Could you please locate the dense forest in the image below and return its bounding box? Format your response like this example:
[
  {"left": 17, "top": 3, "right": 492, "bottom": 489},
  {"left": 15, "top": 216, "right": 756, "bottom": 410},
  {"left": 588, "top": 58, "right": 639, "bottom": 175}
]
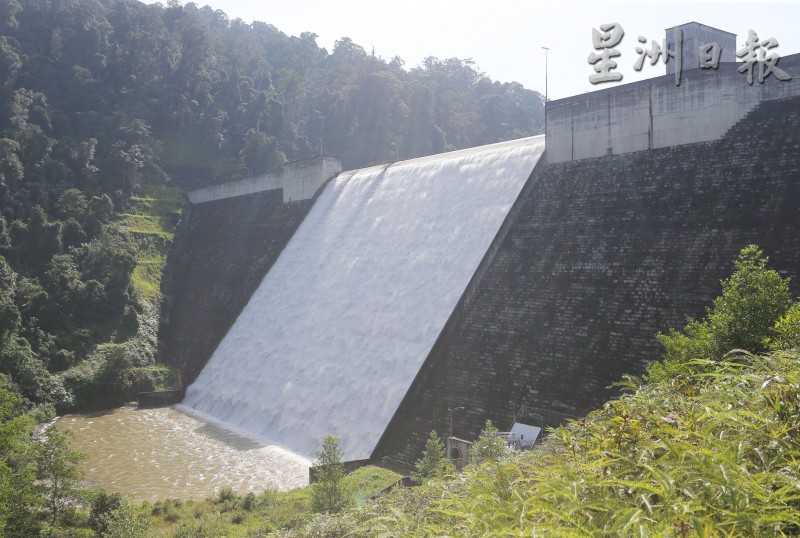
[{"left": 0, "top": 0, "right": 545, "bottom": 414}]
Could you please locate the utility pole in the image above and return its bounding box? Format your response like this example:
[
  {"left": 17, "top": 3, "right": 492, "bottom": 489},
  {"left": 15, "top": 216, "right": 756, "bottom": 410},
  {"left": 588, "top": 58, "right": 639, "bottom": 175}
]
[
  {"left": 541, "top": 46, "right": 549, "bottom": 102},
  {"left": 541, "top": 46, "right": 549, "bottom": 133}
]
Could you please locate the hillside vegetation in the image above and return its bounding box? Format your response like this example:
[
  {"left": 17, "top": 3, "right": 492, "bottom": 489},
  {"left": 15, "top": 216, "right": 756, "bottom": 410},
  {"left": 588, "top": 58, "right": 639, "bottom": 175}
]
[
  {"left": 0, "top": 0, "right": 544, "bottom": 413},
  {"left": 279, "top": 246, "right": 800, "bottom": 537}
]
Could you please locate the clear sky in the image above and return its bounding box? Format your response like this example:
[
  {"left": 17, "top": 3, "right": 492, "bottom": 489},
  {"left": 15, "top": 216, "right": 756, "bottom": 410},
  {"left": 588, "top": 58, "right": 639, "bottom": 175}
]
[{"left": 157, "top": 0, "right": 800, "bottom": 100}]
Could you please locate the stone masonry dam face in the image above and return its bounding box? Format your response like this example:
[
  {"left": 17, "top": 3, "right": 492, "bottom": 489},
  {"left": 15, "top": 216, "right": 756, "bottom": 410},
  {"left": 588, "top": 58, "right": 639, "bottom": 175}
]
[
  {"left": 164, "top": 59, "right": 800, "bottom": 464},
  {"left": 372, "top": 94, "right": 800, "bottom": 464},
  {"left": 179, "top": 137, "right": 546, "bottom": 460}
]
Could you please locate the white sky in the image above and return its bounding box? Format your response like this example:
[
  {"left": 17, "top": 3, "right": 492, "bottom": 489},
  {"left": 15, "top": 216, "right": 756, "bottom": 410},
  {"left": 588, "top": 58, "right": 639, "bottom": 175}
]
[{"left": 159, "top": 0, "right": 800, "bottom": 100}]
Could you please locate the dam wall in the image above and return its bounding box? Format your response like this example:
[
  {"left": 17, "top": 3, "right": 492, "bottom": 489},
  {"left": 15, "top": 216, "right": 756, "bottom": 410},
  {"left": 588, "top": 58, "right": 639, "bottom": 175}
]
[
  {"left": 373, "top": 94, "right": 800, "bottom": 463},
  {"left": 546, "top": 54, "right": 800, "bottom": 163},
  {"left": 165, "top": 53, "right": 800, "bottom": 464},
  {"left": 159, "top": 158, "right": 340, "bottom": 381},
  {"left": 180, "top": 137, "right": 546, "bottom": 460}
]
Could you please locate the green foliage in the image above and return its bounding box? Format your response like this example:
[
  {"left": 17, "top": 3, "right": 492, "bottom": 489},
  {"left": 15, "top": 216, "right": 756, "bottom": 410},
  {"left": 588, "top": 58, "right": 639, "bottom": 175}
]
[
  {"left": 241, "top": 492, "right": 256, "bottom": 511},
  {"left": 56, "top": 189, "right": 88, "bottom": 221},
  {"left": 468, "top": 419, "right": 507, "bottom": 466},
  {"left": 0, "top": 337, "right": 72, "bottom": 408},
  {"left": 411, "top": 430, "right": 454, "bottom": 484},
  {"left": 89, "top": 490, "right": 123, "bottom": 535},
  {"left": 139, "top": 466, "right": 399, "bottom": 536},
  {"left": 0, "top": 381, "right": 40, "bottom": 538},
  {"left": 768, "top": 301, "right": 800, "bottom": 351},
  {"left": 311, "top": 435, "right": 350, "bottom": 514},
  {"left": 711, "top": 245, "right": 791, "bottom": 352},
  {"left": 34, "top": 429, "right": 85, "bottom": 531},
  {"left": 62, "top": 338, "right": 166, "bottom": 409},
  {"left": 216, "top": 486, "right": 236, "bottom": 503},
  {"left": 98, "top": 499, "right": 150, "bottom": 538},
  {"left": 1, "top": 381, "right": 88, "bottom": 537},
  {"left": 651, "top": 245, "right": 791, "bottom": 380},
  {"left": 0, "top": 257, "right": 20, "bottom": 344}
]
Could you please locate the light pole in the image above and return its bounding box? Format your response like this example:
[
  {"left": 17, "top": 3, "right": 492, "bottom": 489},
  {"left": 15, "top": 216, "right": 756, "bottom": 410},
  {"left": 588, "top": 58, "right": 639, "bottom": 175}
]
[
  {"left": 541, "top": 46, "right": 549, "bottom": 103},
  {"left": 448, "top": 406, "right": 464, "bottom": 438},
  {"left": 315, "top": 111, "right": 325, "bottom": 156},
  {"left": 541, "top": 46, "right": 549, "bottom": 137}
]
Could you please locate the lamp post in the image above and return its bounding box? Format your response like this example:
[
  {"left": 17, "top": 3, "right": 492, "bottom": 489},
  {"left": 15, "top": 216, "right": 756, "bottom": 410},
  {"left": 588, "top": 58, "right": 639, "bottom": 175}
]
[
  {"left": 315, "top": 111, "right": 325, "bottom": 155},
  {"left": 448, "top": 406, "right": 464, "bottom": 438},
  {"left": 541, "top": 46, "right": 549, "bottom": 102}
]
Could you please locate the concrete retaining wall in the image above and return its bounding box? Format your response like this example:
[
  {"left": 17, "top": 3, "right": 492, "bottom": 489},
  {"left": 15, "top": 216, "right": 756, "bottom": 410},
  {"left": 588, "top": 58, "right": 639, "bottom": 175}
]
[
  {"left": 138, "top": 390, "right": 185, "bottom": 408},
  {"left": 546, "top": 54, "right": 800, "bottom": 163},
  {"left": 187, "top": 156, "right": 342, "bottom": 204}
]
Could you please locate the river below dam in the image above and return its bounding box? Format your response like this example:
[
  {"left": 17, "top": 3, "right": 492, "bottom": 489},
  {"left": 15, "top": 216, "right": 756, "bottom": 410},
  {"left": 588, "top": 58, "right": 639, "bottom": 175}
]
[{"left": 56, "top": 406, "right": 311, "bottom": 502}]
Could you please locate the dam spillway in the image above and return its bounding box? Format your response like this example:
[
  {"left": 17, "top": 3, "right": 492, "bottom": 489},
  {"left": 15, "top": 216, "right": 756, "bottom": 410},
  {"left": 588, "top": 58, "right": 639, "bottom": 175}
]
[{"left": 181, "top": 136, "right": 546, "bottom": 459}]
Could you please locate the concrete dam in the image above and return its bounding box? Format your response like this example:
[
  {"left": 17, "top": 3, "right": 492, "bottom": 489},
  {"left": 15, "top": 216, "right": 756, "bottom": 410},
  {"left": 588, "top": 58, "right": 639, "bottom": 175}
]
[{"left": 161, "top": 53, "right": 800, "bottom": 464}]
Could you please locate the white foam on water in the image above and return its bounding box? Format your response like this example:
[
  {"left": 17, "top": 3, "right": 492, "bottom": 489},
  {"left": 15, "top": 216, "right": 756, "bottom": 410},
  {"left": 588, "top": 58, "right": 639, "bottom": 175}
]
[{"left": 182, "top": 136, "right": 546, "bottom": 460}]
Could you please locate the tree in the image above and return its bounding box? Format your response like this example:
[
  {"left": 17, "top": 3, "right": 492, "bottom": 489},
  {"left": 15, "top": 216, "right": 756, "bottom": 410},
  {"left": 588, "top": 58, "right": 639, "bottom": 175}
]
[
  {"left": 0, "top": 339, "right": 72, "bottom": 408},
  {"left": 469, "top": 420, "right": 507, "bottom": 466},
  {"left": 651, "top": 245, "right": 791, "bottom": 380},
  {"left": 85, "top": 194, "right": 114, "bottom": 237},
  {"left": 90, "top": 490, "right": 123, "bottom": 535},
  {"left": 239, "top": 128, "right": 284, "bottom": 175},
  {"left": 0, "top": 381, "right": 40, "bottom": 538},
  {"left": 311, "top": 434, "right": 350, "bottom": 513},
  {"left": 412, "top": 430, "right": 454, "bottom": 484},
  {"left": 709, "top": 245, "right": 791, "bottom": 354},
  {"left": 56, "top": 189, "right": 88, "bottom": 222},
  {"left": 34, "top": 429, "right": 84, "bottom": 532},
  {"left": 0, "top": 257, "right": 19, "bottom": 344},
  {"left": 0, "top": 139, "right": 23, "bottom": 189}
]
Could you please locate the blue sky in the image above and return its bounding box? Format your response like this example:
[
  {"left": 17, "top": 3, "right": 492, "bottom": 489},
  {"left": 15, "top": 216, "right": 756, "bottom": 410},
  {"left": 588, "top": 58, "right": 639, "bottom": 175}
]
[{"left": 154, "top": 1, "right": 800, "bottom": 100}]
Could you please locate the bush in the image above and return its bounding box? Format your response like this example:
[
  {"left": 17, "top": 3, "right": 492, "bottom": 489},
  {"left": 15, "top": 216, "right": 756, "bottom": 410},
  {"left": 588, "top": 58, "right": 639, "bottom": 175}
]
[
  {"left": 0, "top": 338, "right": 73, "bottom": 408},
  {"left": 311, "top": 435, "right": 350, "bottom": 514},
  {"left": 217, "top": 487, "right": 236, "bottom": 503},
  {"left": 242, "top": 492, "right": 256, "bottom": 511},
  {"left": 89, "top": 490, "right": 123, "bottom": 534},
  {"left": 98, "top": 499, "right": 149, "bottom": 538},
  {"left": 651, "top": 245, "right": 791, "bottom": 380},
  {"left": 468, "top": 420, "right": 507, "bottom": 466},
  {"left": 769, "top": 302, "right": 800, "bottom": 351}
]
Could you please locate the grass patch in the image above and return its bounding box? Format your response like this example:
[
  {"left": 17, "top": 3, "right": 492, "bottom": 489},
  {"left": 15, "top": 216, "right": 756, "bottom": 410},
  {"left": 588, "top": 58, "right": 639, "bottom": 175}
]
[
  {"left": 122, "top": 175, "right": 184, "bottom": 300},
  {"left": 121, "top": 214, "right": 174, "bottom": 237},
  {"left": 144, "top": 466, "right": 401, "bottom": 537},
  {"left": 131, "top": 259, "right": 166, "bottom": 300},
  {"left": 131, "top": 363, "right": 178, "bottom": 391}
]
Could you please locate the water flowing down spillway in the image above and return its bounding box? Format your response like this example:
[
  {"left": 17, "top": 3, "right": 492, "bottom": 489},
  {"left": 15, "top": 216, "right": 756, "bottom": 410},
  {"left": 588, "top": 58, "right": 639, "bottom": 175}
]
[{"left": 181, "top": 136, "right": 546, "bottom": 460}]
